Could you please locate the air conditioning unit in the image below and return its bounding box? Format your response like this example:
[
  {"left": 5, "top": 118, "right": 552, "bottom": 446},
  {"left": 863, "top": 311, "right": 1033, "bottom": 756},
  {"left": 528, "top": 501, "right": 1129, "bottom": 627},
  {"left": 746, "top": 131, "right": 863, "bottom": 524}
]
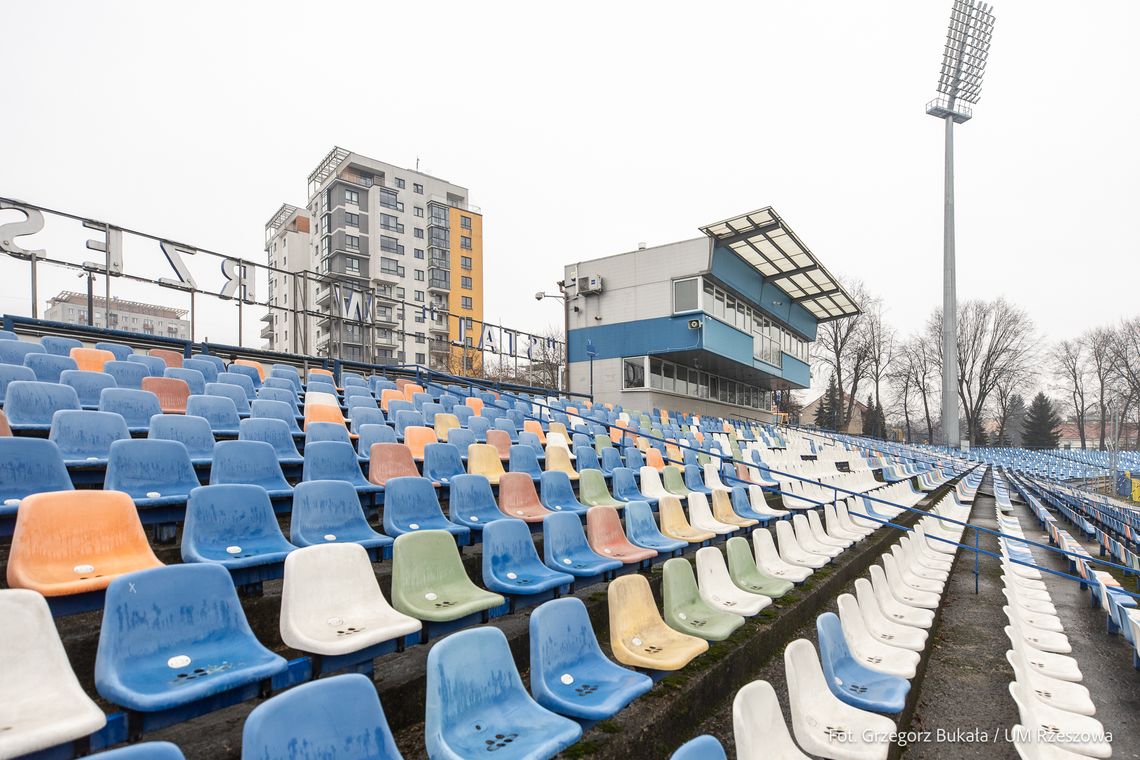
[{"left": 577, "top": 274, "right": 604, "bottom": 294}]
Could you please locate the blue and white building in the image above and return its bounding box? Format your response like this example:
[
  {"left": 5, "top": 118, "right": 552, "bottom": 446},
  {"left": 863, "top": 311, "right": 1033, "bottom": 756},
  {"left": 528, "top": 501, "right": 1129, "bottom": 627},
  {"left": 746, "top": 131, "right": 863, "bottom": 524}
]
[{"left": 563, "top": 207, "right": 859, "bottom": 422}]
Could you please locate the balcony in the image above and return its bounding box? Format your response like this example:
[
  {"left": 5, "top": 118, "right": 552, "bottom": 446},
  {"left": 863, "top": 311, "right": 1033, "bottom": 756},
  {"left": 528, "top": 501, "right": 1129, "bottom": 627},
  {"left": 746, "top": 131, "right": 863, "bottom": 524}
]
[
  {"left": 375, "top": 332, "right": 398, "bottom": 348},
  {"left": 374, "top": 310, "right": 398, "bottom": 326},
  {"left": 372, "top": 268, "right": 404, "bottom": 286},
  {"left": 259, "top": 323, "right": 273, "bottom": 340}
]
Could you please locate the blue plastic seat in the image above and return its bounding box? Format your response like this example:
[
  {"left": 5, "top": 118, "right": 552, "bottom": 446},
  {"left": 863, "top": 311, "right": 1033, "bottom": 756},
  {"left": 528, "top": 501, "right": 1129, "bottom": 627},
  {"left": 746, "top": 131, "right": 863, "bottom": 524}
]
[
  {"left": 423, "top": 442, "right": 465, "bottom": 486},
  {"left": 103, "top": 360, "right": 148, "bottom": 389},
  {"left": 344, "top": 387, "right": 376, "bottom": 405},
  {"left": 93, "top": 742, "right": 186, "bottom": 759},
  {"left": 182, "top": 483, "right": 295, "bottom": 576},
  {"left": 149, "top": 414, "right": 216, "bottom": 465},
  {"left": 543, "top": 511, "right": 622, "bottom": 579},
  {"left": 98, "top": 387, "right": 160, "bottom": 433},
  {"left": 573, "top": 446, "right": 603, "bottom": 474},
  {"left": 445, "top": 473, "right": 505, "bottom": 532},
  {"left": 467, "top": 416, "right": 491, "bottom": 443},
  {"left": 59, "top": 369, "right": 116, "bottom": 410},
  {"left": 410, "top": 391, "right": 432, "bottom": 412},
  {"left": 308, "top": 380, "right": 340, "bottom": 398},
  {"left": 260, "top": 377, "right": 297, "bottom": 395},
  {"left": 382, "top": 476, "right": 470, "bottom": 544},
  {"left": 94, "top": 341, "right": 133, "bottom": 361},
  {"left": 599, "top": 447, "right": 624, "bottom": 475},
  {"left": 426, "top": 626, "right": 581, "bottom": 758},
  {"left": 238, "top": 417, "right": 303, "bottom": 466},
  {"left": 348, "top": 406, "right": 386, "bottom": 429},
  {"left": 209, "top": 440, "right": 292, "bottom": 499},
  {"left": 530, "top": 597, "right": 652, "bottom": 720},
  {"left": 190, "top": 354, "right": 225, "bottom": 373},
  {"left": 518, "top": 431, "right": 546, "bottom": 461},
  {"left": 216, "top": 371, "right": 257, "bottom": 400},
  {"left": 24, "top": 353, "right": 77, "bottom": 384},
  {"left": 342, "top": 372, "right": 367, "bottom": 388},
  {"left": 684, "top": 464, "right": 711, "bottom": 495},
  {"left": 393, "top": 409, "right": 425, "bottom": 440},
  {"left": 306, "top": 420, "right": 352, "bottom": 447},
  {"left": 0, "top": 363, "right": 36, "bottom": 406},
  {"left": 6, "top": 380, "right": 81, "bottom": 432},
  {"left": 227, "top": 364, "right": 262, "bottom": 390},
  {"left": 241, "top": 673, "right": 402, "bottom": 760},
  {"left": 269, "top": 366, "right": 302, "bottom": 393},
  {"left": 446, "top": 427, "right": 475, "bottom": 458},
  {"left": 612, "top": 467, "right": 657, "bottom": 507},
  {"left": 125, "top": 354, "right": 166, "bottom": 377},
  {"left": 302, "top": 441, "right": 382, "bottom": 497},
  {"left": 49, "top": 409, "right": 130, "bottom": 465},
  {"left": 164, "top": 367, "right": 206, "bottom": 395},
  {"left": 0, "top": 438, "right": 74, "bottom": 519},
  {"left": 95, "top": 564, "right": 288, "bottom": 712},
  {"left": 250, "top": 398, "right": 302, "bottom": 433},
  {"left": 0, "top": 340, "right": 45, "bottom": 366},
  {"left": 181, "top": 358, "right": 219, "bottom": 384},
  {"left": 421, "top": 401, "right": 443, "bottom": 426},
  {"left": 290, "top": 479, "right": 394, "bottom": 558},
  {"left": 509, "top": 444, "right": 543, "bottom": 481},
  {"left": 39, "top": 335, "right": 80, "bottom": 356},
  {"left": 671, "top": 735, "right": 727, "bottom": 759},
  {"left": 816, "top": 611, "right": 909, "bottom": 713},
  {"left": 483, "top": 518, "right": 573, "bottom": 604},
  {"left": 452, "top": 405, "right": 474, "bottom": 427},
  {"left": 730, "top": 486, "right": 771, "bottom": 524},
  {"left": 539, "top": 470, "right": 590, "bottom": 515},
  {"left": 356, "top": 423, "right": 398, "bottom": 461},
  {"left": 185, "top": 394, "right": 242, "bottom": 436},
  {"left": 494, "top": 419, "right": 520, "bottom": 443},
  {"left": 205, "top": 381, "right": 251, "bottom": 416},
  {"left": 0, "top": 329, "right": 14, "bottom": 340},
  {"left": 104, "top": 439, "right": 201, "bottom": 508}
]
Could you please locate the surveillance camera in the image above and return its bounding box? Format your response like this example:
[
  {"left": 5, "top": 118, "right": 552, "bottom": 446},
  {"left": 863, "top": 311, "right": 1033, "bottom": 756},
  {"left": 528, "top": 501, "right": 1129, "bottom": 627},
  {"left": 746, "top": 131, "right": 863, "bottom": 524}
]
[{"left": 534, "top": 292, "right": 544, "bottom": 301}]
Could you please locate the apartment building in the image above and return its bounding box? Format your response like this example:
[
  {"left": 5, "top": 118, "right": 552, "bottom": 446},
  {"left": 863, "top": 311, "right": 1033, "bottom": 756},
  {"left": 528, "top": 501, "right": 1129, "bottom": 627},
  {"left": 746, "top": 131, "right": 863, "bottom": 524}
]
[
  {"left": 263, "top": 147, "right": 484, "bottom": 370},
  {"left": 44, "top": 291, "right": 190, "bottom": 339}
]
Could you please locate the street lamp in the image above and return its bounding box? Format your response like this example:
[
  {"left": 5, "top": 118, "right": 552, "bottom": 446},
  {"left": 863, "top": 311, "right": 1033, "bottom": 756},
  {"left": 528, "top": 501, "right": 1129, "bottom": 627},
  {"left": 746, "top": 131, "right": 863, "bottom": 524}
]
[
  {"left": 536, "top": 289, "right": 568, "bottom": 392},
  {"left": 926, "top": 0, "right": 995, "bottom": 449}
]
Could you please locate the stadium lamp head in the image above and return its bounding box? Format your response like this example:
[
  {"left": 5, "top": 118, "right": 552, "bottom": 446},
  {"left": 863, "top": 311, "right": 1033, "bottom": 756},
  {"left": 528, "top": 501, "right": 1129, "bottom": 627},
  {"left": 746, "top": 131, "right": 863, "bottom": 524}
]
[{"left": 926, "top": 0, "right": 995, "bottom": 123}]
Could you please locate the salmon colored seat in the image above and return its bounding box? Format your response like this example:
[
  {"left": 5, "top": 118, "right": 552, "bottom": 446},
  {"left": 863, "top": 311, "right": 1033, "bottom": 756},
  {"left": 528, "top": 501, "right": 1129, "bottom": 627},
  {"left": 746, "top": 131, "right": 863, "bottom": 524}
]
[
  {"left": 7, "top": 490, "right": 163, "bottom": 597},
  {"left": 465, "top": 397, "right": 484, "bottom": 415},
  {"left": 485, "top": 429, "right": 512, "bottom": 461},
  {"left": 140, "top": 377, "right": 190, "bottom": 414},
  {"left": 522, "top": 420, "right": 546, "bottom": 444},
  {"left": 645, "top": 448, "right": 666, "bottom": 471},
  {"left": 434, "top": 413, "right": 460, "bottom": 442},
  {"left": 233, "top": 359, "right": 265, "bottom": 381},
  {"left": 403, "top": 426, "right": 438, "bottom": 460},
  {"left": 467, "top": 443, "right": 507, "bottom": 486},
  {"left": 608, "top": 573, "right": 707, "bottom": 671},
  {"left": 368, "top": 443, "right": 428, "bottom": 486},
  {"left": 70, "top": 347, "right": 115, "bottom": 373},
  {"left": 659, "top": 495, "right": 716, "bottom": 544},
  {"left": 402, "top": 384, "right": 425, "bottom": 402},
  {"left": 586, "top": 506, "right": 657, "bottom": 565},
  {"left": 544, "top": 446, "right": 579, "bottom": 481},
  {"left": 149, "top": 349, "right": 183, "bottom": 369},
  {"left": 304, "top": 403, "right": 353, "bottom": 436},
  {"left": 380, "top": 389, "right": 404, "bottom": 412},
  {"left": 0, "top": 409, "right": 11, "bottom": 437},
  {"left": 497, "top": 472, "right": 554, "bottom": 523},
  {"left": 394, "top": 378, "right": 411, "bottom": 391}
]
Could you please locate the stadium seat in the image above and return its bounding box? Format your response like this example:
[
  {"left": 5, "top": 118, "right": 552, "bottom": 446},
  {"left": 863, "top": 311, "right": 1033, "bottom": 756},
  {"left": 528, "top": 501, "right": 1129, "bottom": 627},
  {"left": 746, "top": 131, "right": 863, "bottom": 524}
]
[
  {"left": 817, "top": 611, "right": 909, "bottom": 713},
  {"left": 751, "top": 527, "right": 812, "bottom": 583},
  {"left": 498, "top": 471, "right": 554, "bottom": 523},
  {"left": 0, "top": 363, "right": 36, "bottom": 406},
  {"left": 382, "top": 476, "right": 470, "bottom": 544},
  {"left": 710, "top": 488, "right": 757, "bottom": 529},
  {"left": 0, "top": 438, "right": 74, "bottom": 521},
  {"left": 579, "top": 468, "right": 623, "bottom": 509},
  {"left": 543, "top": 510, "right": 622, "bottom": 582},
  {"left": 482, "top": 518, "right": 573, "bottom": 606},
  {"left": 347, "top": 405, "right": 386, "bottom": 430},
  {"left": 1005, "top": 648, "right": 1096, "bottom": 717},
  {"left": 725, "top": 535, "right": 793, "bottom": 598},
  {"left": 182, "top": 357, "right": 219, "bottom": 384},
  {"left": 657, "top": 495, "right": 715, "bottom": 545},
  {"left": 241, "top": 673, "right": 403, "bottom": 760},
  {"left": 671, "top": 736, "right": 727, "bottom": 760},
  {"left": 402, "top": 425, "right": 437, "bottom": 460},
  {"left": 290, "top": 479, "right": 393, "bottom": 558},
  {"left": 6, "top": 380, "right": 81, "bottom": 431},
  {"left": 608, "top": 573, "right": 708, "bottom": 670},
  {"left": 0, "top": 589, "right": 107, "bottom": 758},
  {"left": 7, "top": 490, "right": 164, "bottom": 603},
  {"left": 0, "top": 329, "right": 15, "bottom": 339},
  {"left": 98, "top": 387, "right": 161, "bottom": 433},
  {"left": 539, "top": 470, "right": 590, "bottom": 515},
  {"left": 91, "top": 742, "right": 186, "bottom": 759},
  {"left": 508, "top": 443, "right": 544, "bottom": 480},
  {"left": 104, "top": 438, "right": 201, "bottom": 508},
  {"left": 623, "top": 500, "right": 687, "bottom": 556},
  {"left": 186, "top": 393, "right": 243, "bottom": 436},
  {"left": 433, "top": 412, "right": 460, "bottom": 442},
  {"left": 0, "top": 339, "right": 46, "bottom": 365},
  {"left": 164, "top": 367, "right": 206, "bottom": 396},
  {"left": 573, "top": 444, "right": 605, "bottom": 474},
  {"left": 611, "top": 466, "right": 656, "bottom": 507},
  {"left": 732, "top": 680, "right": 809, "bottom": 760},
  {"left": 59, "top": 369, "right": 116, "bottom": 410},
  {"left": 304, "top": 440, "right": 383, "bottom": 497},
  {"left": 425, "top": 626, "right": 582, "bottom": 758},
  {"left": 216, "top": 371, "right": 257, "bottom": 401},
  {"left": 126, "top": 353, "right": 167, "bottom": 376},
  {"left": 445, "top": 473, "right": 507, "bottom": 532},
  {"left": 95, "top": 341, "right": 133, "bottom": 361},
  {"left": 467, "top": 442, "right": 507, "bottom": 485},
  {"left": 774, "top": 520, "right": 830, "bottom": 569},
  {"left": 545, "top": 444, "right": 579, "bottom": 481},
  {"left": 587, "top": 505, "right": 657, "bottom": 566},
  {"left": 238, "top": 417, "right": 302, "bottom": 466},
  {"left": 70, "top": 347, "right": 116, "bottom": 372},
  {"left": 662, "top": 465, "right": 691, "bottom": 497},
  {"left": 39, "top": 335, "right": 81, "bottom": 356},
  {"left": 182, "top": 484, "right": 295, "bottom": 580},
  {"left": 446, "top": 426, "right": 475, "bottom": 458},
  {"left": 868, "top": 566, "right": 934, "bottom": 629},
  {"left": 390, "top": 530, "right": 505, "bottom": 627},
  {"left": 784, "top": 638, "right": 895, "bottom": 760},
  {"left": 231, "top": 359, "right": 264, "bottom": 382},
  {"left": 149, "top": 348, "right": 184, "bottom": 369},
  {"left": 662, "top": 557, "right": 744, "bottom": 640},
  {"left": 25, "top": 352, "right": 77, "bottom": 383},
  {"left": 1008, "top": 680, "right": 1111, "bottom": 758},
  {"left": 208, "top": 440, "right": 292, "bottom": 499},
  {"left": 205, "top": 381, "right": 252, "bottom": 416},
  {"left": 421, "top": 442, "right": 464, "bottom": 486},
  {"left": 687, "top": 492, "right": 738, "bottom": 537},
  {"left": 49, "top": 408, "right": 130, "bottom": 465},
  {"left": 104, "top": 359, "right": 148, "bottom": 389},
  {"left": 249, "top": 398, "right": 302, "bottom": 434},
  {"left": 367, "top": 441, "right": 426, "bottom": 486},
  {"left": 695, "top": 546, "right": 770, "bottom": 616},
  {"left": 0, "top": 408, "right": 9, "bottom": 436},
  {"left": 142, "top": 376, "right": 190, "bottom": 414},
  {"left": 149, "top": 413, "right": 215, "bottom": 465},
  {"left": 95, "top": 563, "right": 288, "bottom": 712}
]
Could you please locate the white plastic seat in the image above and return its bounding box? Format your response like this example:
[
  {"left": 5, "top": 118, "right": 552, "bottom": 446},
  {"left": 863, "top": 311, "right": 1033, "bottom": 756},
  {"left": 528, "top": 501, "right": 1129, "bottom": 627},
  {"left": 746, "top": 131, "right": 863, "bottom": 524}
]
[
  {"left": 546, "top": 432, "right": 576, "bottom": 459},
  {"left": 775, "top": 520, "right": 830, "bottom": 569},
  {"left": 875, "top": 560, "right": 940, "bottom": 610},
  {"left": 280, "top": 543, "right": 422, "bottom": 656},
  {"left": 899, "top": 535, "right": 953, "bottom": 572},
  {"left": 1004, "top": 607, "right": 1071, "bottom": 654},
  {"left": 784, "top": 639, "right": 895, "bottom": 760},
  {"left": 751, "top": 528, "right": 812, "bottom": 583},
  {"left": 702, "top": 463, "right": 731, "bottom": 492},
  {"left": 807, "top": 510, "right": 852, "bottom": 549},
  {"left": 1008, "top": 681, "right": 1110, "bottom": 758},
  {"left": 1003, "top": 625, "right": 1082, "bottom": 683},
  {"left": 696, "top": 547, "right": 770, "bottom": 616},
  {"left": 837, "top": 593, "right": 920, "bottom": 678},
  {"left": 1001, "top": 595, "right": 1064, "bottom": 633},
  {"left": 0, "top": 589, "right": 107, "bottom": 758},
  {"left": 639, "top": 466, "right": 670, "bottom": 500},
  {"left": 1005, "top": 650, "right": 1095, "bottom": 716},
  {"left": 914, "top": 521, "right": 960, "bottom": 553},
  {"left": 748, "top": 485, "right": 789, "bottom": 519},
  {"left": 825, "top": 502, "right": 866, "bottom": 542},
  {"left": 883, "top": 553, "right": 942, "bottom": 597},
  {"left": 1001, "top": 584, "right": 1058, "bottom": 616},
  {"left": 687, "top": 492, "right": 737, "bottom": 536},
  {"left": 1001, "top": 575, "right": 1054, "bottom": 604},
  {"left": 890, "top": 545, "right": 947, "bottom": 584},
  {"left": 792, "top": 515, "right": 842, "bottom": 558},
  {"left": 733, "top": 680, "right": 810, "bottom": 760},
  {"left": 837, "top": 500, "right": 875, "bottom": 536},
  {"left": 851, "top": 582, "right": 927, "bottom": 651}
]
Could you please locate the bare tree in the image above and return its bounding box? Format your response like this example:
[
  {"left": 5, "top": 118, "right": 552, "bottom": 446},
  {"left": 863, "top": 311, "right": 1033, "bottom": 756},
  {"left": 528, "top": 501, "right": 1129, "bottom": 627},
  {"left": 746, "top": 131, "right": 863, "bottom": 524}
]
[
  {"left": 864, "top": 302, "right": 896, "bottom": 409},
  {"left": 887, "top": 356, "right": 916, "bottom": 443},
  {"left": 1052, "top": 338, "right": 1091, "bottom": 448},
  {"left": 813, "top": 278, "right": 871, "bottom": 430},
  {"left": 1087, "top": 327, "right": 1115, "bottom": 450}
]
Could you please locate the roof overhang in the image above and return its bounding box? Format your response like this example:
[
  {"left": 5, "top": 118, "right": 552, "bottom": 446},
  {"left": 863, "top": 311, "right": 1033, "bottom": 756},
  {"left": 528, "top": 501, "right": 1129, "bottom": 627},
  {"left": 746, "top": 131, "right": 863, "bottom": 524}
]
[{"left": 699, "top": 207, "right": 860, "bottom": 322}]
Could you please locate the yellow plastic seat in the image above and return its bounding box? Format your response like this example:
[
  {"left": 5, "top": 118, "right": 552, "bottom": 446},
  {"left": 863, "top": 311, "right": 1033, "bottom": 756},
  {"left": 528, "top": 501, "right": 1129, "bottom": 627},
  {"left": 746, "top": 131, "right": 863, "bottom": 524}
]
[
  {"left": 523, "top": 420, "right": 547, "bottom": 444},
  {"left": 608, "top": 573, "right": 707, "bottom": 670},
  {"left": 665, "top": 442, "right": 682, "bottom": 464},
  {"left": 711, "top": 489, "right": 758, "bottom": 528},
  {"left": 403, "top": 426, "right": 438, "bottom": 461},
  {"left": 545, "top": 445, "right": 579, "bottom": 481},
  {"left": 233, "top": 359, "right": 266, "bottom": 381},
  {"left": 467, "top": 443, "right": 507, "bottom": 485},
  {"left": 380, "top": 389, "right": 404, "bottom": 412},
  {"left": 70, "top": 347, "right": 115, "bottom": 373},
  {"left": 547, "top": 421, "right": 569, "bottom": 440},
  {"left": 434, "top": 413, "right": 460, "bottom": 442},
  {"left": 659, "top": 495, "right": 716, "bottom": 544}
]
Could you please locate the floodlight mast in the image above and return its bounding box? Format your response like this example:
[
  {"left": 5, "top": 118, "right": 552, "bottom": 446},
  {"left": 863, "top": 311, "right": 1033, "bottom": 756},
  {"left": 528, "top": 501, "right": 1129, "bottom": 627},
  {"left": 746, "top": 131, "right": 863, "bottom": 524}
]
[{"left": 926, "top": 0, "right": 995, "bottom": 449}]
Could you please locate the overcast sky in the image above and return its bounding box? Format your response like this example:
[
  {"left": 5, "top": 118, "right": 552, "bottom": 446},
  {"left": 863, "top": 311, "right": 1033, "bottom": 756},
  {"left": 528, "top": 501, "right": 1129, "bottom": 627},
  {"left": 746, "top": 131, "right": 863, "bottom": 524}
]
[{"left": 2, "top": 0, "right": 1137, "bottom": 351}]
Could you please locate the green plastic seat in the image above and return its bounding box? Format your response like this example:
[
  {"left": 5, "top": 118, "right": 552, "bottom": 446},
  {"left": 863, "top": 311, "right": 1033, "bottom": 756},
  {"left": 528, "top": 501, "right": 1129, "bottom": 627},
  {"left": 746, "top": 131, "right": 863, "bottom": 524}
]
[
  {"left": 593, "top": 433, "right": 613, "bottom": 454},
  {"left": 725, "top": 536, "right": 794, "bottom": 599},
  {"left": 661, "top": 465, "right": 691, "bottom": 497},
  {"left": 579, "top": 468, "right": 623, "bottom": 508},
  {"left": 662, "top": 557, "right": 744, "bottom": 641},
  {"left": 391, "top": 530, "right": 505, "bottom": 623}
]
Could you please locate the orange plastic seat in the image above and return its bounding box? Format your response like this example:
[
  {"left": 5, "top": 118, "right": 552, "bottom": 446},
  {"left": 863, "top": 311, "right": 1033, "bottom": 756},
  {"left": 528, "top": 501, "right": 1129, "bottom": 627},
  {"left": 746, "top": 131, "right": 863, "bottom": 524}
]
[
  {"left": 467, "top": 443, "right": 507, "bottom": 485},
  {"left": 485, "top": 429, "right": 512, "bottom": 461},
  {"left": 310, "top": 368, "right": 341, "bottom": 391},
  {"left": 665, "top": 442, "right": 682, "bottom": 464},
  {"left": 233, "top": 359, "right": 266, "bottom": 381},
  {"left": 141, "top": 377, "right": 190, "bottom": 414},
  {"left": 7, "top": 490, "right": 163, "bottom": 597},
  {"left": 402, "top": 384, "right": 425, "bottom": 402},
  {"left": 70, "top": 347, "right": 115, "bottom": 373},
  {"left": 609, "top": 425, "right": 625, "bottom": 444},
  {"left": 636, "top": 436, "right": 652, "bottom": 452},
  {"left": 645, "top": 448, "right": 666, "bottom": 471},
  {"left": 368, "top": 442, "right": 426, "bottom": 486},
  {"left": 403, "top": 426, "right": 438, "bottom": 460},
  {"left": 304, "top": 403, "right": 353, "bottom": 436},
  {"left": 380, "top": 389, "right": 404, "bottom": 412},
  {"left": 465, "top": 397, "right": 484, "bottom": 415},
  {"left": 497, "top": 472, "right": 554, "bottom": 523},
  {"left": 692, "top": 430, "right": 705, "bottom": 444},
  {"left": 544, "top": 445, "right": 579, "bottom": 481},
  {"left": 394, "top": 378, "right": 411, "bottom": 391},
  {"left": 522, "top": 420, "right": 547, "bottom": 444},
  {"left": 586, "top": 506, "right": 657, "bottom": 565},
  {"left": 149, "top": 348, "right": 182, "bottom": 369},
  {"left": 0, "top": 409, "right": 10, "bottom": 437},
  {"left": 565, "top": 406, "right": 578, "bottom": 417}
]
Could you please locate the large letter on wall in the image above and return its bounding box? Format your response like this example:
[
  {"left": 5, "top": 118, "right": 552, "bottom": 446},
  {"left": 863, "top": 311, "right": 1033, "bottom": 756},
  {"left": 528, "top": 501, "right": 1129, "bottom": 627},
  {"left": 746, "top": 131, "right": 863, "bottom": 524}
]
[
  {"left": 84, "top": 222, "right": 124, "bottom": 274},
  {"left": 220, "top": 258, "right": 256, "bottom": 303},
  {"left": 159, "top": 240, "right": 199, "bottom": 289},
  {"left": 0, "top": 202, "right": 45, "bottom": 259}
]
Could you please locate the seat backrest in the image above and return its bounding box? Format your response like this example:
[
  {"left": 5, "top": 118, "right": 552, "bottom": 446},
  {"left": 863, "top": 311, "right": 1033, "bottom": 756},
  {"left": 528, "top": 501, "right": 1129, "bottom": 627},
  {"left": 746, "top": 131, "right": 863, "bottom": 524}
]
[
  {"left": 0, "top": 340, "right": 45, "bottom": 366},
  {"left": 103, "top": 360, "right": 148, "bottom": 389},
  {"left": 126, "top": 353, "right": 167, "bottom": 377},
  {"left": 238, "top": 417, "right": 301, "bottom": 460},
  {"left": 446, "top": 427, "right": 475, "bottom": 453},
  {"left": 467, "top": 416, "right": 491, "bottom": 441},
  {"left": 149, "top": 348, "right": 184, "bottom": 369},
  {"left": 184, "top": 483, "right": 289, "bottom": 550},
  {"left": 0, "top": 364, "right": 36, "bottom": 402},
  {"left": 542, "top": 510, "right": 594, "bottom": 561},
  {"left": 368, "top": 442, "right": 419, "bottom": 485},
  {"left": 149, "top": 413, "right": 216, "bottom": 460},
  {"left": 304, "top": 402, "right": 348, "bottom": 431},
  {"left": 104, "top": 438, "right": 200, "bottom": 498},
  {"left": 671, "top": 736, "right": 727, "bottom": 760},
  {"left": 289, "top": 480, "right": 371, "bottom": 545},
  {"left": 214, "top": 372, "right": 256, "bottom": 401},
  {"left": 379, "top": 389, "right": 403, "bottom": 411},
  {"left": 485, "top": 429, "right": 512, "bottom": 459},
  {"left": 93, "top": 341, "right": 132, "bottom": 361},
  {"left": 250, "top": 398, "right": 300, "bottom": 432},
  {"left": 40, "top": 335, "right": 82, "bottom": 356},
  {"left": 49, "top": 409, "right": 130, "bottom": 461},
  {"left": 24, "top": 352, "right": 78, "bottom": 383},
  {"left": 306, "top": 420, "right": 352, "bottom": 446},
  {"left": 257, "top": 386, "right": 299, "bottom": 408},
  {"left": 467, "top": 443, "right": 506, "bottom": 477},
  {"left": 393, "top": 409, "right": 425, "bottom": 437},
  {"left": 302, "top": 441, "right": 366, "bottom": 485},
  {"left": 0, "top": 438, "right": 74, "bottom": 504},
  {"left": 403, "top": 426, "right": 437, "bottom": 459},
  {"left": 164, "top": 368, "right": 206, "bottom": 396},
  {"left": 391, "top": 529, "right": 476, "bottom": 609},
  {"left": 5, "top": 380, "right": 81, "bottom": 426},
  {"left": 356, "top": 423, "right": 397, "bottom": 455},
  {"left": 586, "top": 505, "right": 632, "bottom": 550},
  {"left": 232, "top": 359, "right": 265, "bottom": 381},
  {"left": 662, "top": 556, "right": 701, "bottom": 607},
  {"left": 59, "top": 369, "right": 117, "bottom": 408},
  {"left": 181, "top": 358, "right": 219, "bottom": 384},
  {"left": 383, "top": 475, "right": 448, "bottom": 526},
  {"left": 348, "top": 406, "right": 386, "bottom": 429},
  {"left": 141, "top": 377, "right": 191, "bottom": 414},
  {"left": 210, "top": 440, "right": 290, "bottom": 490},
  {"left": 186, "top": 393, "right": 241, "bottom": 431}
]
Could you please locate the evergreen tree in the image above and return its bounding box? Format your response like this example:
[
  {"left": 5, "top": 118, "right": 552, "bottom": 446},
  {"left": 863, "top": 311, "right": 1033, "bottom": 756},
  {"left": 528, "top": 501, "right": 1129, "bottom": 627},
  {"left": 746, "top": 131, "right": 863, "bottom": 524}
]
[
  {"left": 873, "top": 401, "right": 888, "bottom": 440},
  {"left": 815, "top": 377, "right": 839, "bottom": 430},
  {"left": 1006, "top": 394, "right": 1027, "bottom": 447},
  {"left": 861, "top": 393, "right": 877, "bottom": 437},
  {"left": 1023, "top": 392, "right": 1062, "bottom": 449}
]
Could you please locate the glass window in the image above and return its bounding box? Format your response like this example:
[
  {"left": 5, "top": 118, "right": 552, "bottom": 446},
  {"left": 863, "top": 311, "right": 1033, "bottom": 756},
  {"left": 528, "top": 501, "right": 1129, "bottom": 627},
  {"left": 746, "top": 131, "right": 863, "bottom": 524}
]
[
  {"left": 345, "top": 257, "right": 360, "bottom": 275},
  {"left": 414, "top": 228, "right": 425, "bottom": 239},
  {"left": 345, "top": 212, "right": 359, "bottom": 227},
  {"left": 714, "top": 290, "right": 725, "bottom": 320},
  {"left": 395, "top": 178, "right": 405, "bottom": 189},
  {"left": 623, "top": 357, "right": 646, "bottom": 389},
  {"left": 413, "top": 183, "right": 424, "bottom": 194},
  {"left": 414, "top": 206, "right": 424, "bottom": 217},
  {"left": 673, "top": 277, "right": 699, "bottom": 313},
  {"left": 461, "top": 276, "right": 472, "bottom": 289},
  {"left": 661, "top": 362, "right": 675, "bottom": 392},
  {"left": 650, "top": 358, "right": 663, "bottom": 389},
  {"left": 377, "top": 188, "right": 398, "bottom": 209},
  {"left": 461, "top": 216, "right": 472, "bottom": 229},
  {"left": 698, "top": 372, "right": 709, "bottom": 399},
  {"left": 461, "top": 296, "right": 473, "bottom": 309},
  {"left": 345, "top": 189, "right": 359, "bottom": 205},
  {"left": 414, "top": 248, "right": 424, "bottom": 259},
  {"left": 461, "top": 256, "right": 473, "bottom": 270}
]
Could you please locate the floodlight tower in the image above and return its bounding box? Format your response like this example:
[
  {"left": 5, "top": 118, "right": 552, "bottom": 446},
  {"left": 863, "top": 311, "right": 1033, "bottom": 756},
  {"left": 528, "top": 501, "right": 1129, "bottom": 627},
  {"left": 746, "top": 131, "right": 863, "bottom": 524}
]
[{"left": 927, "top": 0, "right": 995, "bottom": 449}]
